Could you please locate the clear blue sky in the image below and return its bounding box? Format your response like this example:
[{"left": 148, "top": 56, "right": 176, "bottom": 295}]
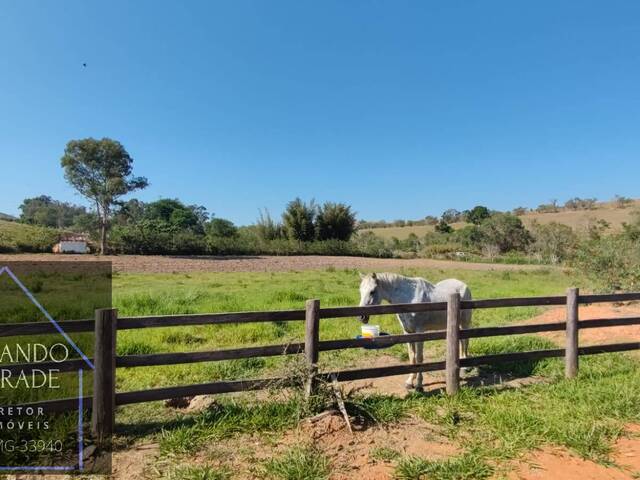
[{"left": 1, "top": 1, "right": 639, "bottom": 225}]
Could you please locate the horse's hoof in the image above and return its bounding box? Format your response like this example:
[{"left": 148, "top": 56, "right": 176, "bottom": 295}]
[
  {"left": 414, "top": 386, "right": 424, "bottom": 393},
  {"left": 405, "top": 382, "right": 414, "bottom": 390}
]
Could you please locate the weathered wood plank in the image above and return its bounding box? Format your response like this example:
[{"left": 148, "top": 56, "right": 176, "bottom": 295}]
[
  {"left": 305, "top": 299, "right": 321, "bottom": 398},
  {"left": 461, "top": 296, "right": 566, "bottom": 309},
  {"left": 319, "top": 301, "right": 447, "bottom": 318},
  {"left": 446, "top": 293, "right": 461, "bottom": 395},
  {"left": 323, "top": 360, "right": 446, "bottom": 382},
  {"left": 115, "top": 377, "right": 284, "bottom": 405},
  {"left": 116, "top": 343, "right": 304, "bottom": 368},
  {"left": 91, "top": 308, "right": 117, "bottom": 446},
  {"left": 565, "top": 288, "right": 579, "bottom": 378},
  {"left": 117, "top": 309, "right": 306, "bottom": 329},
  {"left": 0, "top": 319, "right": 94, "bottom": 337},
  {"left": 579, "top": 292, "right": 640, "bottom": 304}
]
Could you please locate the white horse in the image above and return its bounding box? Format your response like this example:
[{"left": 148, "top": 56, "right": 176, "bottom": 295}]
[{"left": 358, "top": 272, "right": 472, "bottom": 391}]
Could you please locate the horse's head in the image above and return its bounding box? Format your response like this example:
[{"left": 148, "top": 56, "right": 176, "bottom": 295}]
[{"left": 358, "top": 272, "right": 380, "bottom": 324}]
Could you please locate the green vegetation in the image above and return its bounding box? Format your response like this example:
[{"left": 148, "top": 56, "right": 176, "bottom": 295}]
[
  {"left": 395, "top": 453, "right": 493, "bottom": 480},
  {"left": 110, "top": 267, "right": 570, "bottom": 392},
  {"left": 165, "top": 465, "right": 232, "bottom": 480},
  {"left": 61, "top": 137, "right": 148, "bottom": 253},
  {"left": 0, "top": 219, "right": 60, "bottom": 253},
  {"left": 260, "top": 445, "right": 330, "bottom": 480}
]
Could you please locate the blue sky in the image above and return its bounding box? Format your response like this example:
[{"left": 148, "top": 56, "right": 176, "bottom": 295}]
[{"left": 1, "top": 1, "right": 639, "bottom": 225}]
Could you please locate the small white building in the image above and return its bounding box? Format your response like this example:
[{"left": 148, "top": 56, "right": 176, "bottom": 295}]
[{"left": 53, "top": 234, "right": 89, "bottom": 254}]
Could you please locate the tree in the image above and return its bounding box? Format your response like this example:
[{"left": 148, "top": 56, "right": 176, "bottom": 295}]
[
  {"left": 255, "top": 209, "right": 284, "bottom": 241},
  {"left": 61, "top": 138, "right": 148, "bottom": 253},
  {"left": 512, "top": 207, "right": 528, "bottom": 216},
  {"left": 465, "top": 205, "right": 491, "bottom": 225},
  {"left": 614, "top": 195, "right": 634, "bottom": 209},
  {"left": 530, "top": 221, "right": 577, "bottom": 264},
  {"left": 282, "top": 198, "right": 316, "bottom": 241},
  {"left": 207, "top": 218, "right": 238, "bottom": 238},
  {"left": 441, "top": 209, "right": 462, "bottom": 223},
  {"left": 144, "top": 198, "right": 207, "bottom": 233},
  {"left": 478, "top": 213, "right": 532, "bottom": 253},
  {"left": 19, "top": 195, "right": 87, "bottom": 228},
  {"left": 315, "top": 202, "right": 356, "bottom": 241},
  {"left": 435, "top": 218, "right": 453, "bottom": 234}
]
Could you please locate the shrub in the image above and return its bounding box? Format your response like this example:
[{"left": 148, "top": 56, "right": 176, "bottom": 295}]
[
  {"left": 435, "top": 219, "right": 453, "bottom": 233},
  {"left": 315, "top": 202, "right": 356, "bottom": 241},
  {"left": 478, "top": 213, "right": 532, "bottom": 253},
  {"left": 282, "top": 198, "right": 316, "bottom": 241},
  {"left": 529, "top": 221, "right": 577, "bottom": 264},
  {"left": 464, "top": 205, "right": 491, "bottom": 225},
  {"left": 572, "top": 235, "right": 640, "bottom": 292},
  {"left": 206, "top": 218, "right": 237, "bottom": 238}
]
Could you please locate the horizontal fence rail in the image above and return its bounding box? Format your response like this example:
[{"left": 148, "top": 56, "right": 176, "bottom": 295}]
[
  {"left": 3, "top": 292, "right": 640, "bottom": 338},
  {"left": 1, "top": 290, "right": 640, "bottom": 440}
]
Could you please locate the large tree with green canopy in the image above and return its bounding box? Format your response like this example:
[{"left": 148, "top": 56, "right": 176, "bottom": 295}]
[{"left": 61, "top": 138, "right": 148, "bottom": 254}]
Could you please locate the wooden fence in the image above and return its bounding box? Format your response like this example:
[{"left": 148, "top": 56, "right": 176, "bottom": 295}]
[{"left": 2, "top": 288, "right": 640, "bottom": 444}]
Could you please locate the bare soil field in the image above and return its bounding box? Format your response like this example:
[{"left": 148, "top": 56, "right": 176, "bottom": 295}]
[{"left": 0, "top": 253, "right": 551, "bottom": 273}]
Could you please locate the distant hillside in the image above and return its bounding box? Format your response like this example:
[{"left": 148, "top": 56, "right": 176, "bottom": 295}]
[
  {"left": 361, "top": 200, "right": 640, "bottom": 240},
  {"left": 0, "top": 212, "right": 17, "bottom": 221},
  {"left": 0, "top": 220, "right": 60, "bottom": 253}
]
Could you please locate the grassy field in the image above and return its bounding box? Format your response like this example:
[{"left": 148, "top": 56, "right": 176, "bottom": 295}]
[
  {"left": 361, "top": 201, "right": 640, "bottom": 240},
  {"left": 0, "top": 219, "right": 59, "bottom": 252},
  {"left": 110, "top": 266, "right": 571, "bottom": 396},
  {"left": 4, "top": 264, "right": 640, "bottom": 479}
]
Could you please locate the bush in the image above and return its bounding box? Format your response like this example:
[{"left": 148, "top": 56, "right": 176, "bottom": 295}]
[
  {"left": 529, "top": 221, "right": 577, "bottom": 264},
  {"left": 282, "top": 198, "right": 316, "bottom": 241},
  {"left": 315, "top": 202, "right": 356, "bottom": 241},
  {"left": 206, "top": 218, "right": 237, "bottom": 238},
  {"left": 572, "top": 235, "right": 640, "bottom": 292},
  {"left": 0, "top": 220, "right": 60, "bottom": 253},
  {"left": 478, "top": 213, "right": 532, "bottom": 253}
]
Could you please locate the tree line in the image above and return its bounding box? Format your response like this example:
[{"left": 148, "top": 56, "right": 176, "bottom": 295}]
[{"left": 15, "top": 137, "right": 359, "bottom": 256}]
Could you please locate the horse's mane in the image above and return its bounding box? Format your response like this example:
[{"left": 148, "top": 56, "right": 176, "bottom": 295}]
[
  {"left": 376, "top": 272, "right": 421, "bottom": 287},
  {"left": 375, "top": 272, "right": 403, "bottom": 284}
]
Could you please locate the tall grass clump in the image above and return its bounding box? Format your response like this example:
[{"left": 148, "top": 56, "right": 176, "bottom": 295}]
[
  {"left": 395, "top": 453, "right": 493, "bottom": 480},
  {"left": 260, "top": 445, "right": 330, "bottom": 480}
]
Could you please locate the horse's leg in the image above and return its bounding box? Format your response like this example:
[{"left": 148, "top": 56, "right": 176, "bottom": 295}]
[
  {"left": 460, "top": 310, "right": 472, "bottom": 376},
  {"left": 414, "top": 341, "right": 424, "bottom": 392},
  {"left": 405, "top": 342, "right": 416, "bottom": 389}
]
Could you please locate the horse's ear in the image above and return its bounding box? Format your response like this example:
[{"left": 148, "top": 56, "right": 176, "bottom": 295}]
[
  {"left": 371, "top": 272, "right": 377, "bottom": 279},
  {"left": 358, "top": 272, "right": 365, "bottom": 280}
]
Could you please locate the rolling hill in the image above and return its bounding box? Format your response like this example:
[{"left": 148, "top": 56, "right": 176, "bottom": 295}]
[
  {"left": 360, "top": 200, "right": 640, "bottom": 240},
  {"left": 0, "top": 219, "right": 60, "bottom": 253}
]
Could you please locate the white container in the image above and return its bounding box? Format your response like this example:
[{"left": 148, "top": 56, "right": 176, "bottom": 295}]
[{"left": 361, "top": 325, "right": 380, "bottom": 338}]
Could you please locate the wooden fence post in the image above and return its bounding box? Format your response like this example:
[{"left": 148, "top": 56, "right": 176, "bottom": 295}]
[
  {"left": 446, "top": 292, "right": 461, "bottom": 395},
  {"left": 304, "top": 299, "right": 320, "bottom": 398},
  {"left": 92, "top": 308, "right": 117, "bottom": 446},
  {"left": 565, "top": 288, "right": 579, "bottom": 379}
]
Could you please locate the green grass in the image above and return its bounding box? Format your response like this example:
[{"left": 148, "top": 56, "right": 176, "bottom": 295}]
[
  {"left": 165, "top": 465, "right": 232, "bottom": 480},
  {"left": 416, "top": 352, "right": 640, "bottom": 462},
  {"left": 157, "top": 397, "right": 302, "bottom": 455},
  {"left": 395, "top": 453, "right": 493, "bottom": 480},
  {"left": 110, "top": 267, "right": 571, "bottom": 395},
  {"left": 0, "top": 219, "right": 60, "bottom": 253},
  {"left": 260, "top": 445, "right": 330, "bottom": 480},
  {"left": 370, "top": 446, "right": 402, "bottom": 462}
]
